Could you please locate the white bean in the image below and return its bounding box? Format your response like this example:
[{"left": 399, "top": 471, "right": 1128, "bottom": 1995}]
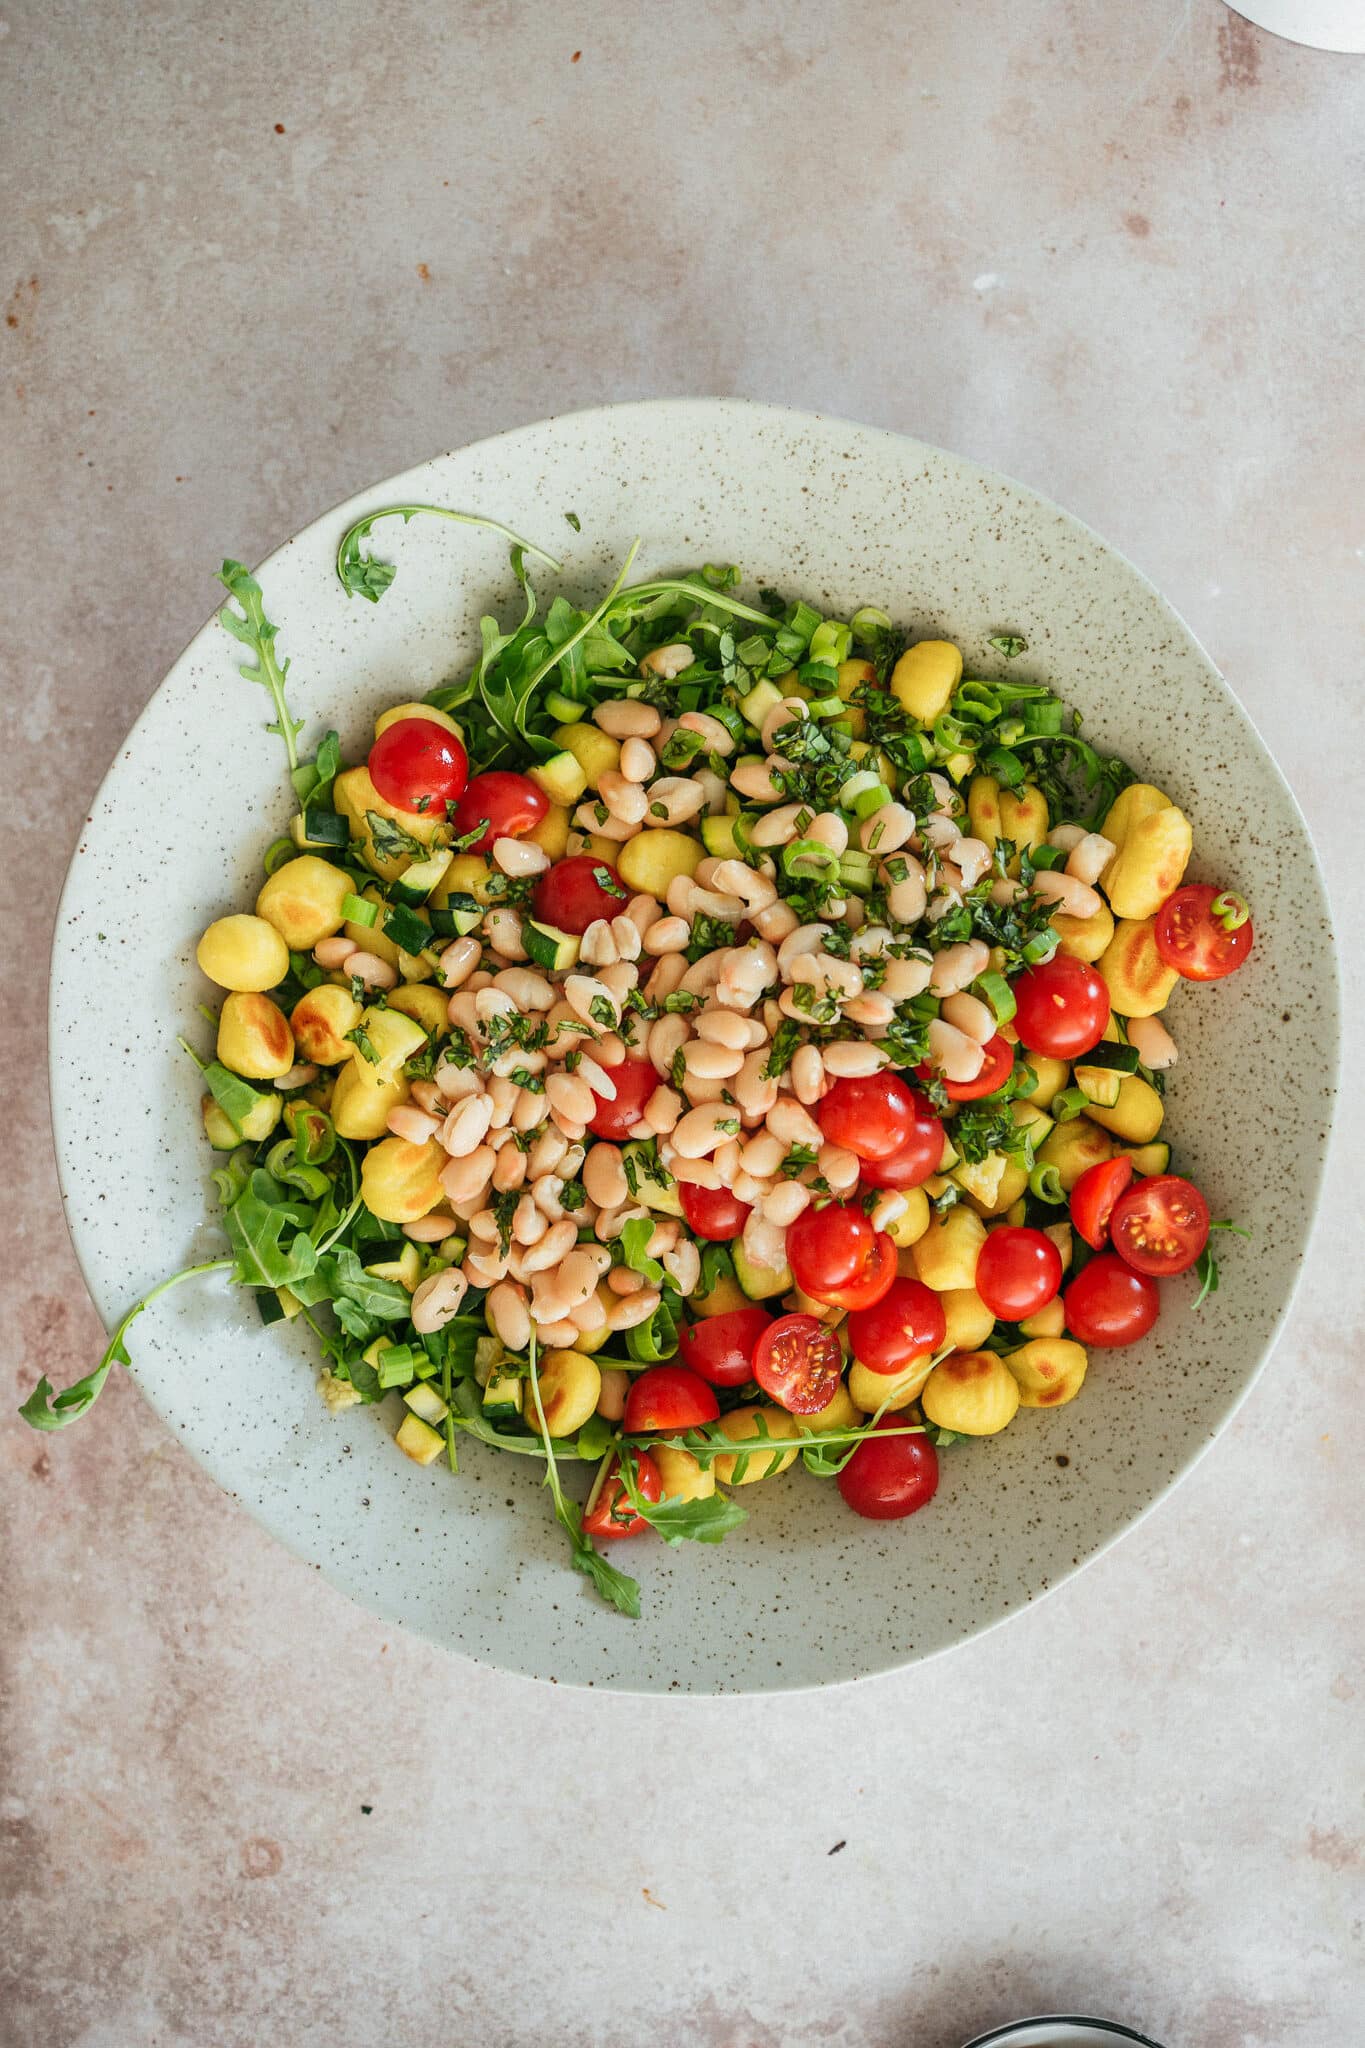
[
  {"left": 546, "top": 1071, "right": 596, "bottom": 1125},
  {"left": 843, "top": 992, "right": 894, "bottom": 1030},
  {"left": 941, "top": 991, "right": 996, "bottom": 1044},
  {"left": 604, "top": 1287, "right": 662, "bottom": 1332},
  {"left": 1032, "top": 870, "right": 1103, "bottom": 920},
  {"left": 573, "top": 802, "right": 636, "bottom": 843},
  {"left": 513, "top": 1194, "right": 548, "bottom": 1245},
  {"left": 346, "top": 951, "right": 396, "bottom": 991},
  {"left": 436, "top": 936, "right": 482, "bottom": 990},
  {"left": 882, "top": 955, "right": 934, "bottom": 1000},
  {"left": 730, "top": 757, "right": 789, "bottom": 802},
  {"left": 926, "top": 1018, "right": 987, "bottom": 1083},
  {"left": 609, "top": 916, "right": 642, "bottom": 963},
  {"left": 1065, "top": 833, "right": 1117, "bottom": 887},
  {"left": 313, "top": 935, "right": 358, "bottom": 970},
  {"left": 1048, "top": 823, "right": 1087, "bottom": 852},
  {"left": 402, "top": 1211, "right": 458, "bottom": 1244},
  {"left": 596, "top": 1368, "right": 630, "bottom": 1420},
  {"left": 953, "top": 838, "right": 993, "bottom": 888},
  {"left": 647, "top": 1013, "right": 691, "bottom": 1078},
  {"left": 669, "top": 1155, "right": 722, "bottom": 1189},
  {"left": 694, "top": 1009, "right": 751, "bottom": 1050},
  {"left": 486, "top": 1282, "right": 531, "bottom": 1352},
  {"left": 639, "top": 643, "right": 694, "bottom": 681},
  {"left": 750, "top": 803, "right": 807, "bottom": 848},
  {"left": 595, "top": 699, "right": 662, "bottom": 738},
  {"left": 410, "top": 1268, "right": 469, "bottom": 1335},
  {"left": 886, "top": 860, "right": 929, "bottom": 925},
  {"left": 1127, "top": 1015, "right": 1178, "bottom": 1069},
  {"left": 672, "top": 1104, "right": 743, "bottom": 1158},
  {"left": 678, "top": 710, "right": 736, "bottom": 756},
  {"left": 740, "top": 1131, "right": 785, "bottom": 1178},
  {"left": 859, "top": 804, "right": 916, "bottom": 856},
  {"left": 493, "top": 966, "right": 556, "bottom": 1011},
  {"left": 520, "top": 1219, "right": 579, "bottom": 1273},
  {"left": 642, "top": 1085, "right": 683, "bottom": 1135},
  {"left": 765, "top": 1098, "right": 822, "bottom": 1148},
  {"left": 526, "top": 1128, "right": 569, "bottom": 1179},
  {"left": 491, "top": 1146, "right": 527, "bottom": 1192},
  {"left": 682, "top": 1039, "right": 744, "bottom": 1081},
  {"left": 732, "top": 1048, "right": 779, "bottom": 1119},
  {"left": 791, "top": 1044, "right": 826, "bottom": 1105},
  {"left": 763, "top": 1181, "right": 812, "bottom": 1226},
  {"left": 821, "top": 1040, "right": 887, "bottom": 1078},
  {"left": 439, "top": 1145, "right": 495, "bottom": 1205},
  {"left": 752, "top": 900, "right": 800, "bottom": 945},
  {"left": 493, "top": 836, "right": 550, "bottom": 877},
  {"left": 808, "top": 812, "right": 848, "bottom": 855},
  {"left": 760, "top": 698, "right": 807, "bottom": 751},
  {"left": 484, "top": 908, "right": 527, "bottom": 960},
  {"left": 599, "top": 770, "right": 649, "bottom": 825},
  {"left": 441, "top": 1094, "right": 495, "bottom": 1157},
  {"left": 644, "top": 776, "right": 707, "bottom": 825},
  {"left": 929, "top": 939, "right": 991, "bottom": 997},
  {"left": 617, "top": 736, "right": 656, "bottom": 783},
  {"left": 387, "top": 1104, "right": 442, "bottom": 1144}
]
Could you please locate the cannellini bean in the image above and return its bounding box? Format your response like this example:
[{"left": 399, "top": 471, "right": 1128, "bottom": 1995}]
[
  {"left": 441, "top": 1093, "right": 495, "bottom": 1157},
  {"left": 672, "top": 1104, "right": 743, "bottom": 1157},
  {"left": 616, "top": 736, "right": 655, "bottom": 784},
  {"left": 493, "top": 966, "right": 555, "bottom": 1011},
  {"left": 491, "top": 1146, "right": 527, "bottom": 1192},
  {"left": 789, "top": 953, "right": 863, "bottom": 1002},
  {"left": 599, "top": 770, "right": 649, "bottom": 825},
  {"left": 609, "top": 916, "right": 642, "bottom": 963},
  {"left": 752, "top": 900, "right": 799, "bottom": 945},
  {"left": 742, "top": 1212, "right": 789, "bottom": 1274},
  {"left": 640, "top": 643, "right": 694, "bottom": 680},
  {"left": 273, "top": 1062, "right": 319, "bottom": 1091},
  {"left": 574, "top": 1054, "right": 615, "bottom": 1100},
  {"left": 410, "top": 1268, "right": 469, "bottom": 1335},
  {"left": 751, "top": 803, "right": 807, "bottom": 848},
  {"left": 641, "top": 914, "right": 689, "bottom": 957},
  {"left": 346, "top": 951, "right": 397, "bottom": 991},
  {"left": 843, "top": 992, "right": 894, "bottom": 1030},
  {"left": 886, "top": 861, "right": 929, "bottom": 924},
  {"left": 777, "top": 923, "right": 831, "bottom": 976},
  {"left": 401, "top": 1211, "right": 459, "bottom": 1244},
  {"left": 645, "top": 776, "right": 707, "bottom": 825},
  {"left": 882, "top": 954, "right": 934, "bottom": 1000},
  {"left": 435, "top": 936, "right": 481, "bottom": 990},
  {"left": 313, "top": 935, "right": 358, "bottom": 970},
  {"left": 647, "top": 1013, "right": 691, "bottom": 1078},
  {"left": 926, "top": 1018, "right": 987, "bottom": 1082},
  {"left": 818, "top": 1144, "right": 861, "bottom": 1194},
  {"left": 765, "top": 1097, "right": 822, "bottom": 1148},
  {"left": 486, "top": 1282, "right": 531, "bottom": 1351},
  {"left": 860, "top": 804, "right": 916, "bottom": 856},
  {"left": 583, "top": 1142, "right": 629, "bottom": 1209},
  {"left": 730, "top": 757, "right": 789, "bottom": 802},
  {"left": 1126, "top": 1015, "right": 1178, "bottom": 1069},
  {"left": 484, "top": 908, "right": 527, "bottom": 960},
  {"left": 439, "top": 1145, "right": 495, "bottom": 1204},
  {"left": 526, "top": 1127, "right": 569, "bottom": 1178},
  {"left": 678, "top": 709, "right": 736, "bottom": 756},
  {"left": 642, "top": 1085, "right": 683, "bottom": 1135},
  {"left": 475, "top": 986, "right": 517, "bottom": 1029},
  {"left": 940, "top": 991, "right": 996, "bottom": 1044},
  {"left": 447, "top": 989, "right": 482, "bottom": 1037},
  {"left": 689, "top": 886, "right": 747, "bottom": 922},
  {"left": 821, "top": 1040, "right": 887, "bottom": 1078},
  {"left": 387, "top": 1104, "right": 443, "bottom": 1144},
  {"left": 513, "top": 1194, "right": 548, "bottom": 1245},
  {"left": 564, "top": 974, "right": 619, "bottom": 1028},
  {"left": 546, "top": 1071, "right": 597, "bottom": 1125},
  {"left": 607, "top": 1266, "right": 645, "bottom": 1297},
  {"left": 990, "top": 877, "right": 1026, "bottom": 906},
  {"left": 920, "top": 813, "right": 962, "bottom": 851},
  {"left": 573, "top": 802, "right": 636, "bottom": 843},
  {"left": 596, "top": 698, "right": 662, "bottom": 738},
  {"left": 763, "top": 1181, "right": 812, "bottom": 1226},
  {"left": 740, "top": 1131, "right": 785, "bottom": 1178},
  {"left": 493, "top": 835, "right": 550, "bottom": 877},
  {"left": 465, "top": 1248, "right": 510, "bottom": 1290},
  {"left": 791, "top": 1044, "right": 826, "bottom": 1105},
  {"left": 604, "top": 1287, "right": 662, "bottom": 1332},
  {"left": 870, "top": 1191, "right": 910, "bottom": 1233},
  {"left": 578, "top": 919, "right": 619, "bottom": 969},
  {"left": 410, "top": 1079, "right": 446, "bottom": 1116},
  {"left": 558, "top": 1247, "right": 606, "bottom": 1307},
  {"left": 929, "top": 938, "right": 991, "bottom": 996},
  {"left": 953, "top": 838, "right": 993, "bottom": 888},
  {"left": 695, "top": 1008, "right": 751, "bottom": 1050},
  {"left": 530, "top": 1175, "right": 567, "bottom": 1220},
  {"left": 713, "top": 1139, "right": 743, "bottom": 1182},
  {"left": 851, "top": 924, "right": 892, "bottom": 961},
  {"left": 760, "top": 698, "right": 807, "bottom": 751},
  {"left": 1031, "top": 870, "right": 1103, "bottom": 920},
  {"left": 596, "top": 1367, "right": 630, "bottom": 1420},
  {"left": 488, "top": 1045, "right": 547, "bottom": 1082},
  {"left": 682, "top": 1039, "right": 744, "bottom": 1081},
  {"left": 1065, "top": 832, "right": 1117, "bottom": 887},
  {"left": 808, "top": 811, "right": 849, "bottom": 855},
  {"left": 520, "top": 1219, "right": 579, "bottom": 1273},
  {"left": 669, "top": 1154, "right": 722, "bottom": 1189},
  {"left": 732, "top": 1048, "right": 779, "bottom": 1119},
  {"left": 708, "top": 859, "right": 779, "bottom": 914},
  {"left": 679, "top": 1072, "right": 726, "bottom": 1107},
  {"left": 487, "top": 1075, "right": 521, "bottom": 1127}
]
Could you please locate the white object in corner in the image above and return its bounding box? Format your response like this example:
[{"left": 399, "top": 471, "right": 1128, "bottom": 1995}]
[{"left": 1228, "top": 0, "right": 1365, "bottom": 52}]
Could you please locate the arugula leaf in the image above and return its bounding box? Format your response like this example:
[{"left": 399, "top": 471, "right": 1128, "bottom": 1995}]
[
  {"left": 1192, "top": 1220, "right": 1251, "bottom": 1310},
  {"left": 217, "top": 560, "right": 307, "bottom": 793},
  {"left": 525, "top": 1341, "right": 641, "bottom": 1618},
  {"left": 335, "top": 505, "right": 562, "bottom": 602},
  {"left": 178, "top": 1034, "right": 264, "bottom": 1137},
  {"left": 224, "top": 1174, "right": 319, "bottom": 1289},
  {"left": 618, "top": 1217, "right": 664, "bottom": 1286},
  {"left": 293, "top": 728, "right": 341, "bottom": 810},
  {"left": 317, "top": 1245, "right": 413, "bottom": 1321},
  {"left": 19, "top": 1258, "right": 233, "bottom": 1431},
  {"left": 624, "top": 1473, "right": 748, "bottom": 1548}
]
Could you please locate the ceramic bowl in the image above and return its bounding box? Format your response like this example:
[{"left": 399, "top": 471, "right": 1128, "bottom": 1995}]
[{"left": 49, "top": 399, "right": 1337, "bottom": 1693}]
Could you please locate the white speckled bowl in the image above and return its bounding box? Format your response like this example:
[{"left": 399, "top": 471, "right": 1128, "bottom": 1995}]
[{"left": 50, "top": 400, "right": 1338, "bottom": 1693}]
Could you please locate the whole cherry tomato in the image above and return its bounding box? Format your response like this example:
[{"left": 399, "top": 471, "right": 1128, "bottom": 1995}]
[
  {"left": 752, "top": 1314, "right": 844, "bottom": 1414},
  {"left": 586, "top": 1059, "right": 658, "bottom": 1141},
  {"left": 445, "top": 770, "right": 548, "bottom": 854},
  {"left": 678, "top": 1182, "right": 753, "bottom": 1240},
  {"left": 531, "top": 855, "right": 626, "bottom": 935},
  {"left": 786, "top": 1204, "right": 897, "bottom": 1312},
  {"left": 1109, "top": 1174, "right": 1210, "bottom": 1277},
  {"left": 858, "top": 1090, "right": 946, "bottom": 1191},
  {"left": 1012, "top": 955, "right": 1110, "bottom": 1060},
  {"left": 367, "top": 717, "right": 469, "bottom": 814},
  {"left": 622, "top": 1365, "right": 720, "bottom": 1435},
  {"left": 816, "top": 1072, "right": 920, "bottom": 1162},
  {"left": 582, "top": 1451, "right": 663, "bottom": 1540},
  {"left": 975, "top": 1226, "right": 1064, "bottom": 1320},
  {"left": 846, "top": 1277, "right": 947, "bottom": 1375},
  {"left": 1063, "top": 1252, "right": 1160, "bottom": 1346},
  {"left": 837, "top": 1416, "right": 940, "bottom": 1521},
  {"left": 1154, "top": 884, "right": 1254, "bottom": 981},
  {"left": 1069, "top": 1155, "right": 1135, "bottom": 1251},
  {"left": 679, "top": 1307, "right": 772, "bottom": 1388}
]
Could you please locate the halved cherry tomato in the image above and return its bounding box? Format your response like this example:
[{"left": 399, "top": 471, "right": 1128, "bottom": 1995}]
[
  {"left": 1063, "top": 1252, "right": 1160, "bottom": 1346},
  {"left": 753, "top": 1314, "right": 844, "bottom": 1414},
  {"left": 837, "top": 1416, "right": 939, "bottom": 1521},
  {"left": 367, "top": 717, "right": 469, "bottom": 814},
  {"left": 679, "top": 1307, "right": 771, "bottom": 1388},
  {"left": 1154, "top": 884, "right": 1254, "bottom": 982},
  {"left": 846, "top": 1277, "right": 947, "bottom": 1375},
  {"left": 918, "top": 1031, "right": 1015, "bottom": 1103},
  {"left": 586, "top": 1059, "right": 657, "bottom": 1141},
  {"left": 975, "top": 1226, "right": 1064, "bottom": 1320},
  {"left": 858, "top": 1091, "right": 946, "bottom": 1191},
  {"left": 622, "top": 1365, "right": 720, "bottom": 1435},
  {"left": 445, "top": 770, "right": 548, "bottom": 854},
  {"left": 582, "top": 1451, "right": 663, "bottom": 1540},
  {"left": 678, "top": 1181, "right": 752, "bottom": 1240},
  {"left": 816, "top": 1072, "right": 919, "bottom": 1162},
  {"left": 1109, "top": 1174, "right": 1210, "bottom": 1277},
  {"left": 1012, "top": 955, "right": 1110, "bottom": 1060},
  {"left": 786, "top": 1204, "right": 897, "bottom": 1311},
  {"left": 531, "top": 854, "right": 625, "bottom": 935},
  {"left": 1069, "top": 1155, "right": 1135, "bottom": 1251}
]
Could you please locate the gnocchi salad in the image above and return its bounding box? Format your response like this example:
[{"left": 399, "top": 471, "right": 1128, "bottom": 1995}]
[{"left": 26, "top": 509, "right": 1252, "bottom": 1618}]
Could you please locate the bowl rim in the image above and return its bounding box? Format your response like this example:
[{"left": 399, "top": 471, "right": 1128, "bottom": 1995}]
[
  {"left": 960, "top": 2018, "right": 1165, "bottom": 2047},
  {"left": 47, "top": 397, "right": 1342, "bottom": 1692}
]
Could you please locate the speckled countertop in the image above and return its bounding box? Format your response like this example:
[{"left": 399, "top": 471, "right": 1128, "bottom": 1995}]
[{"left": 3, "top": 4, "right": 1362, "bottom": 2044}]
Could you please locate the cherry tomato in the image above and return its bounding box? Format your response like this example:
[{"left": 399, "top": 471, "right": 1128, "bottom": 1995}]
[
  {"left": 531, "top": 854, "right": 626, "bottom": 935},
  {"left": 678, "top": 1181, "right": 752, "bottom": 1240},
  {"left": 622, "top": 1365, "right": 720, "bottom": 1435},
  {"left": 939, "top": 1032, "right": 1015, "bottom": 1103},
  {"left": 837, "top": 1416, "right": 940, "bottom": 1522},
  {"left": 1012, "top": 955, "right": 1110, "bottom": 1060},
  {"left": 857, "top": 1091, "right": 946, "bottom": 1191},
  {"left": 679, "top": 1307, "right": 772, "bottom": 1388},
  {"left": 753, "top": 1314, "right": 844, "bottom": 1414},
  {"left": 1154, "top": 884, "right": 1254, "bottom": 982},
  {"left": 367, "top": 717, "right": 469, "bottom": 814},
  {"left": 1109, "top": 1174, "right": 1210, "bottom": 1277},
  {"left": 816, "top": 1072, "right": 919, "bottom": 1162},
  {"left": 1063, "top": 1252, "right": 1160, "bottom": 1346},
  {"left": 445, "top": 770, "right": 548, "bottom": 854},
  {"left": 786, "top": 1204, "right": 898, "bottom": 1312},
  {"left": 581, "top": 1451, "right": 663, "bottom": 1540},
  {"left": 975, "top": 1226, "right": 1064, "bottom": 1320},
  {"left": 1069, "top": 1155, "right": 1135, "bottom": 1251},
  {"left": 586, "top": 1059, "right": 658, "bottom": 1141},
  {"left": 846, "top": 1277, "right": 947, "bottom": 1375}
]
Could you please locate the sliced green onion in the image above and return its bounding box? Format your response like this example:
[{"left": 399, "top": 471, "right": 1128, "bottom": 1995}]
[
  {"left": 798, "top": 658, "right": 839, "bottom": 690},
  {"left": 805, "top": 694, "right": 845, "bottom": 719},
  {"left": 1022, "top": 698, "right": 1065, "bottom": 736},
  {"left": 340, "top": 892, "right": 378, "bottom": 927},
  {"left": 974, "top": 970, "right": 1017, "bottom": 1026},
  {"left": 850, "top": 605, "right": 893, "bottom": 646},
  {"left": 736, "top": 632, "right": 771, "bottom": 669},
  {"left": 1051, "top": 1086, "right": 1090, "bottom": 1123},
  {"left": 1028, "top": 844, "right": 1066, "bottom": 871},
  {"left": 785, "top": 600, "right": 821, "bottom": 649},
  {"left": 285, "top": 1101, "right": 336, "bottom": 1165},
  {"left": 783, "top": 838, "right": 842, "bottom": 880},
  {"left": 850, "top": 779, "right": 893, "bottom": 821},
  {"left": 1212, "top": 890, "right": 1251, "bottom": 931},
  {"left": 893, "top": 732, "right": 933, "bottom": 773},
  {"left": 809, "top": 620, "right": 853, "bottom": 666},
  {"left": 838, "top": 851, "right": 876, "bottom": 893},
  {"left": 956, "top": 681, "right": 1004, "bottom": 720},
  {"left": 981, "top": 747, "right": 1028, "bottom": 788},
  {"left": 544, "top": 689, "right": 585, "bottom": 724},
  {"left": 1022, "top": 928, "right": 1061, "bottom": 965},
  {"left": 263, "top": 835, "right": 296, "bottom": 876},
  {"left": 840, "top": 768, "right": 883, "bottom": 810},
  {"left": 707, "top": 700, "right": 748, "bottom": 743},
  {"left": 1028, "top": 1162, "right": 1066, "bottom": 1204},
  {"left": 932, "top": 711, "right": 980, "bottom": 754},
  {"left": 376, "top": 1343, "right": 418, "bottom": 1389}
]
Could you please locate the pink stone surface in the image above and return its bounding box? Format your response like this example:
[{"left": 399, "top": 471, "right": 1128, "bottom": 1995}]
[{"left": 2, "top": 3, "right": 1361, "bottom": 2043}]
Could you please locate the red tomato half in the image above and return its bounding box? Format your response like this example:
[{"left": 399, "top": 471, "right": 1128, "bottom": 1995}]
[
  {"left": 846, "top": 1277, "right": 947, "bottom": 1375},
  {"left": 816, "top": 1072, "right": 919, "bottom": 1162},
  {"left": 582, "top": 1451, "right": 663, "bottom": 1540},
  {"left": 678, "top": 1181, "right": 752, "bottom": 1240},
  {"left": 975, "top": 1226, "right": 1064, "bottom": 1320},
  {"left": 531, "top": 854, "right": 626, "bottom": 935},
  {"left": 445, "top": 770, "right": 548, "bottom": 854},
  {"left": 940, "top": 1032, "right": 1015, "bottom": 1103},
  {"left": 679, "top": 1307, "right": 772, "bottom": 1388},
  {"left": 837, "top": 1416, "right": 940, "bottom": 1522},
  {"left": 367, "top": 717, "right": 469, "bottom": 814},
  {"left": 786, "top": 1204, "right": 897, "bottom": 1312},
  {"left": 1109, "top": 1175, "right": 1210, "bottom": 1277},
  {"left": 1070, "top": 1156, "right": 1135, "bottom": 1251},
  {"left": 1012, "top": 955, "right": 1110, "bottom": 1060},
  {"left": 1063, "top": 1253, "right": 1160, "bottom": 1347},
  {"left": 622, "top": 1365, "right": 720, "bottom": 1435},
  {"left": 586, "top": 1059, "right": 657, "bottom": 1141},
  {"left": 753, "top": 1315, "right": 844, "bottom": 1414},
  {"left": 858, "top": 1091, "right": 946, "bottom": 1191},
  {"left": 1154, "top": 884, "right": 1254, "bottom": 982}
]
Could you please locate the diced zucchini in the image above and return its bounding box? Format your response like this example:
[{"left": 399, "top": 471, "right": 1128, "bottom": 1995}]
[
  {"left": 363, "top": 1240, "right": 421, "bottom": 1290},
  {"left": 738, "top": 679, "right": 785, "bottom": 731},
  {"left": 1073, "top": 1062, "right": 1122, "bottom": 1108},
  {"left": 951, "top": 1152, "right": 1008, "bottom": 1208},
  {"left": 523, "top": 919, "right": 581, "bottom": 972},
  {"left": 340, "top": 891, "right": 379, "bottom": 928},
  {"left": 1074, "top": 1040, "right": 1142, "bottom": 1075},
  {"left": 1117, "top": 1140, "right": 1172, "bottom": 1175},
  {"left": 429, "top": 892, "right": 483, "bottom": 938},
  {"left": 482, "top": 1371, "right": 524, "bottom": 1423},
  {"left": 544, "top": 690, "right": 585, "bottom": 724},
  {"left": 733, "top": 1243, "right": 794, "bottom": 1300},
  {"left": 620, "top": 1141, "right": 683, "bottom": 1217},
  {"left": 395, "top": 1413, "right": 445, "bottom": 1465},
  {"left": 403, "top": 1382, "right": 450, "bottom": 1426},
  {"left": 255, "top": 1287, "right": 302, "bottom": 1325},
  {"left": 354, "top": 1004, "right": 428, "bottom": 1078},
  {"left": 390, "top": 850, "right": 453, "bottom": 906},
  {"left": 290, "top": 808, "right": 350, "bottom": 850},
  {"left": 528, "top": 749, "right": 588, "bottom": 806},
  {"left": 937, "top": 1132, "right": 960, "bottom": 1172},
  {"left": 838, "top": 850, "right": 876, "bottom": 894},
  {"left": 701, "top": 816, "right": 743, "bottom": 859}
]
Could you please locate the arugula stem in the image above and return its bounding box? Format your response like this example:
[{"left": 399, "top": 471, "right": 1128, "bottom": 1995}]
[
  {"left": 217, "top": 560, "right": 305, "bottom": 779},
  {"left": 336, "top": 506, "right": 562, "bottom": 602},
  {"left": 516, "top": 538, "right": 642, "bottom": 703},
  {"left": 612, "top": 577, "right": 777, "bottom": 628},
  {"left": 20, "top": 1258, "right": 234, "bottom": 1432}
]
